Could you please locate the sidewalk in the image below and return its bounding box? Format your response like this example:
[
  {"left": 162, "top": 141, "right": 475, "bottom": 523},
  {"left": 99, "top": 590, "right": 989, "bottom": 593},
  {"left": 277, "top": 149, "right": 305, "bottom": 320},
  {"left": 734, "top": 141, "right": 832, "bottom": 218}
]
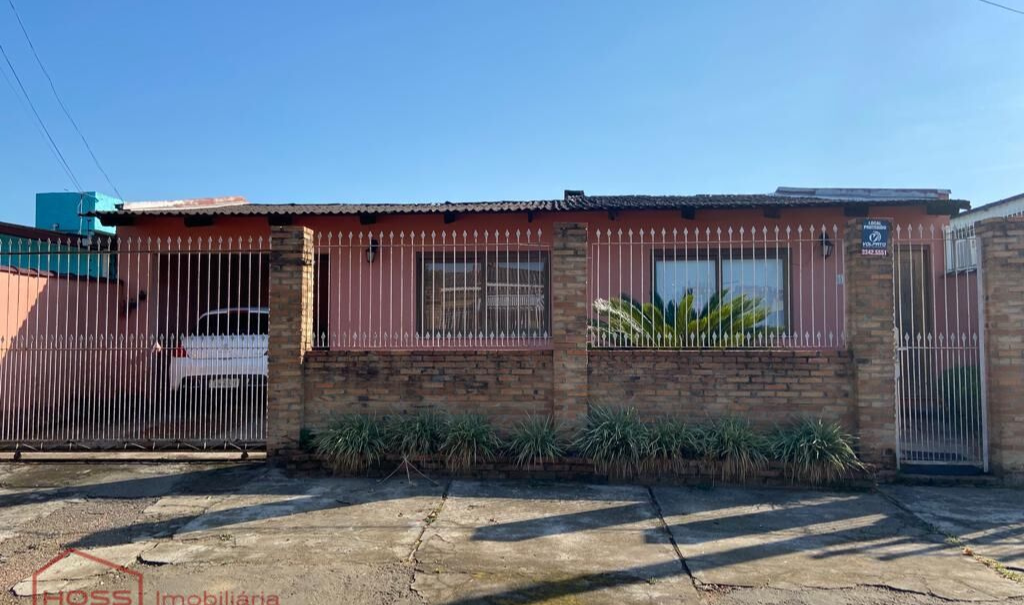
[{"left": 1, "top": 463, "right": 1022, "bottom": 604}]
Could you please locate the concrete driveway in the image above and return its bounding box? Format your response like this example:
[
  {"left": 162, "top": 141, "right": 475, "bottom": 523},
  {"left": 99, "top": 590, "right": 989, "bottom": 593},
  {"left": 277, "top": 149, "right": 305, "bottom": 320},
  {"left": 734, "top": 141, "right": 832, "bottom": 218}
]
[{"left": 1, "top": 462, "right": 1022, "bottom": 605}]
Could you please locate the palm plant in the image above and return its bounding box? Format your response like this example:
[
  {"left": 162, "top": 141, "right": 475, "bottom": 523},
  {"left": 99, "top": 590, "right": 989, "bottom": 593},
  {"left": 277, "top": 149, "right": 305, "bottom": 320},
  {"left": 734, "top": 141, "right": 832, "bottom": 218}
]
[{"left": 590, "top": 290, "right": 771, "bottom": 348}]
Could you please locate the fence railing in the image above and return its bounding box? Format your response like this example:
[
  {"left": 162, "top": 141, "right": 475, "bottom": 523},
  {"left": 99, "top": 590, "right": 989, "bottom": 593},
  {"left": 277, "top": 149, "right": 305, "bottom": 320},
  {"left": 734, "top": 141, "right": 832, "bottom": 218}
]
[
  {"left": 311, "top": 229, "right": 552, "bottom": 349},
  {"left": 0, "top": 235, "right": 269, "bottom": 449},
  {"left": 587, "top": 224, "right": 846, "bottom": 349}
]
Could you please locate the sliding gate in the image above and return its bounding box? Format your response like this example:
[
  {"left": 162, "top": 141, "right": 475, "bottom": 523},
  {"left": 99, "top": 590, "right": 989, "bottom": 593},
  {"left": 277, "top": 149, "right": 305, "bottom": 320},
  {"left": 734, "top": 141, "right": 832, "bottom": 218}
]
[
  {"left": 0, "top": 235, "right": 269, "bottom": 452},
  {"left": 893, "top": 224, "right": 987, "bottom": 471}
]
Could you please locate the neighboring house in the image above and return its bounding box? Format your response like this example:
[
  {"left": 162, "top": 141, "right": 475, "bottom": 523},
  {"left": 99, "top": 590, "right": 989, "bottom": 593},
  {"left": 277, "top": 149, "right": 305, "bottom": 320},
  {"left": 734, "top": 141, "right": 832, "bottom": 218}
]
[
  {"left": 951, "top": 191, "right": 1024, "bottom": 227},
  {"left": 0, "top": 221, "right": 111, "bottom": 278},
  {"left": 0, "top": 191, "right": 123, "bottom": 278},
  {"left": 944, "top": 192, "right": 1024, "bottom": 272},
  {"left": 35, "top": 191, "right": 120, "bottom": 238}
]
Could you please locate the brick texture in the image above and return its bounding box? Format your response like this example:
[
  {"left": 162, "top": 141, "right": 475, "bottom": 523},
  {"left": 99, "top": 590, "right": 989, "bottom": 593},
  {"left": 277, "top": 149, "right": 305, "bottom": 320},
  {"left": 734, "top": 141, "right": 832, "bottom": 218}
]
[
  {"left": 267, "top": 226, "right": 314, "bottom": 457},
  {"left": 302, "top": 350, "right": 553, "bottom": 431},
  {"left": 976, "top": 216, "right": 1024, "bottom": 478},
  {"left": 844, "top": 218, "right": 897, "bottom": 466},
  {"left": 589, "top": 350, "right": 855, "bottom": 428},
  {"left": 551, "top": 222, "right": 589, "bottom": 427}
]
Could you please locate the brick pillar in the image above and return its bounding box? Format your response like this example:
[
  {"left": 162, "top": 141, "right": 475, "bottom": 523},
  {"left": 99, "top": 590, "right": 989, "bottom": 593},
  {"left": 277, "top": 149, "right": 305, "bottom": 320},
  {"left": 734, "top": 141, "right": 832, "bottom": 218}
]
[
  {"left": 844, "top": 218, "right": 897, "bottom": 466},
  {"left": 551, "top": 222, "right": 589, "bottom": 427},
  {"left": 975, "top": 217, "right": 1024, "bottom": 478},
  {"left": 267, "top": 226, "right": 314, "bottom": 459}
]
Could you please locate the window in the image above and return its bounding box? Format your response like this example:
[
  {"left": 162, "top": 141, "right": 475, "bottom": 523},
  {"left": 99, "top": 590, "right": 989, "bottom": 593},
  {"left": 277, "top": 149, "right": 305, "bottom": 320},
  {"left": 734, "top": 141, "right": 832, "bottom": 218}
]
[
  {"left": 944, "top": 234, "right": 977, "bottom": 273},
  {"left": 418, "top": 252, "right": 549, "bottom": 338},
  {"left": 195, "top": 310, "right": 269, "bottom": 336},
  {"left": 653, "top": 251, "right": 788, "bottom": 328}
]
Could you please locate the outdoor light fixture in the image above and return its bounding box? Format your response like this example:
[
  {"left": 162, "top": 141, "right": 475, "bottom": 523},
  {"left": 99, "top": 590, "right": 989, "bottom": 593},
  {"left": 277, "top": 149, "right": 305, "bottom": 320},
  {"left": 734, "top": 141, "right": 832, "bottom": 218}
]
[
  {"left": 366, "top": 239, "right": 380, "bottom": 263},
  {"left": 819, "top": 232, "right": 834, "bottom": 259}
]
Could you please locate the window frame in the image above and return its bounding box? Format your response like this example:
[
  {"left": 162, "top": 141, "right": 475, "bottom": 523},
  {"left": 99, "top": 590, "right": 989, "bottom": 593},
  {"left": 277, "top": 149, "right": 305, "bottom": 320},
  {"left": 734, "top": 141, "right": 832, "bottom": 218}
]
[
  {"left": 415, "top": 250, "right": 551, "bottom": 338},
  {"left": 651, "top": 247, "right": 791, "bottom": 332}
]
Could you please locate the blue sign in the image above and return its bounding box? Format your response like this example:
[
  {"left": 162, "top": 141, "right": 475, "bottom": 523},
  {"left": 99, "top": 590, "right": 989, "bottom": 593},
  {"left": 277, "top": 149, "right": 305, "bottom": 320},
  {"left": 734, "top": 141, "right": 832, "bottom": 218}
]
[{"left": 861, "top": 219, "right": 890, "bottom": 256}]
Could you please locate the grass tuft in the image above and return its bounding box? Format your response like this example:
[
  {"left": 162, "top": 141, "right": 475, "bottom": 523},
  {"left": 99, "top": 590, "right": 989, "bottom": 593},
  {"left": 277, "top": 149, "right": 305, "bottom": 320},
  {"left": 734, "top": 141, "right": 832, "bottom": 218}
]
[
  {"left": 312, "top": 415, "right": 389, "bottom": 473},
  {"left": 388, "top": 411, "right": 449, "bottom": 458},
  {"left": 442, "top": 413, "right": 502, "bottom": 472},
  {"left": 505, "top": 415, "right": 567, "bottom": 468},
  {"left": 704, "top": 417, "right": 769, "bottom": 483},
  {"left": 644, "top": 418, "right": 700, "bottom": 475},
  {"left": 769, "top": 417, "right": 865, "bottom": 485},
  {"left": 574, "top": 406, "right": 649, "bottom": 479}
]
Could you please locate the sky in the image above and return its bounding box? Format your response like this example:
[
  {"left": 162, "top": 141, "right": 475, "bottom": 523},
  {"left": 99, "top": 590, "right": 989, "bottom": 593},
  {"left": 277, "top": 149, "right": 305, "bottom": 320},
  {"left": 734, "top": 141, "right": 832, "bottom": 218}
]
[{"left": 0, "top": 1, "right": 1022, "bottom": 226}]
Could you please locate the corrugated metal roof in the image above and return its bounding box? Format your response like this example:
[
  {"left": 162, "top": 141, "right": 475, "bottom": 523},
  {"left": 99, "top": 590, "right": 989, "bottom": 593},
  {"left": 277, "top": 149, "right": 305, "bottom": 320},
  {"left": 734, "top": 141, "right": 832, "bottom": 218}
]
[
  {"left": 954, "top": 191, "right": 1024, "bottom": 218},
  {"left": 92, "top": 193, "right": 970, "bottom": 219}
]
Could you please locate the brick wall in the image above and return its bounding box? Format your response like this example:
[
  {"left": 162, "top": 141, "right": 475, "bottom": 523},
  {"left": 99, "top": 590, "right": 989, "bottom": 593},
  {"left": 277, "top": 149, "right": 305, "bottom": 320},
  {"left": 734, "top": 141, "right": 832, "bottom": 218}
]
[
  {"left": 588, "top": 350, "right": 855, "bottom": 428},
  {"left": 976, "top": 217, "right": 1024, "bottom": 478},
  {"left": 299, "top": 348, "right": 854, "bottom": 434},
  {"left": 303, "top": 350, "right": 553, "bottom": 431}
]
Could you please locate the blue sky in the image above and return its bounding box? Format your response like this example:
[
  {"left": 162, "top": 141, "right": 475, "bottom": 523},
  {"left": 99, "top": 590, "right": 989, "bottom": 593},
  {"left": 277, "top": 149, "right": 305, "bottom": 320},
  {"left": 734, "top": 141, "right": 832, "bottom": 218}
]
[{"left": 0, "top": 1, "right": 1022, "bottom": 225}]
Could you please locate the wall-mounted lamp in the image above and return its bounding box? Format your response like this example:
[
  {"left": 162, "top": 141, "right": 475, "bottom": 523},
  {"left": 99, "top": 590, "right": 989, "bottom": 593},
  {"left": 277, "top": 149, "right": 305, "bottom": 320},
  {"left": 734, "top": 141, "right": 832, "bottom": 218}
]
[
  {"left": 366, "top": 239, "right": 380, "bottom": 264},
  {"left": 819, "top": 232, "right": 834, "bottom": 259}
]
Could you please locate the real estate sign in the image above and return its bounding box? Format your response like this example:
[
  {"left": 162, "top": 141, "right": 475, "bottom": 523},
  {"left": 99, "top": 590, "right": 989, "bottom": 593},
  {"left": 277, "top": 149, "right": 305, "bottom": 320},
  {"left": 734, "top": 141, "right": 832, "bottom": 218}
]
[{"left": 861, "top": 219, "right": 889, "bottom": 256}]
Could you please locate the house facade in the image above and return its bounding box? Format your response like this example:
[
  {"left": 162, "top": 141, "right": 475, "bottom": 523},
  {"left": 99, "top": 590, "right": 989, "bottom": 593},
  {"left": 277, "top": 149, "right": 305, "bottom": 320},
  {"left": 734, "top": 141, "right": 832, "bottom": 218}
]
[{"left": 4, "top": 187, "right": 1023, "bottom": 479}]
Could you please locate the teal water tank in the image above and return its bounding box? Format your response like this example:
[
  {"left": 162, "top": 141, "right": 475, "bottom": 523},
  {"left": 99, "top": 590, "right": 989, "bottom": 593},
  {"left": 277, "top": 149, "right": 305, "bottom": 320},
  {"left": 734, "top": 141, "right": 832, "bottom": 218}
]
[{"left": 35, "top": 192, "right": 119, "bottom": 236}]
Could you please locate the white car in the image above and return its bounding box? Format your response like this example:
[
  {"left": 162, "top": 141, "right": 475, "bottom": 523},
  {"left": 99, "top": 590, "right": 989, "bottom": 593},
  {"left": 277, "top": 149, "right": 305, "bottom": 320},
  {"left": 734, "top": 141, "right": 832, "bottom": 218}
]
[{"left": 169, "top": 307, "right": 268, "bottom": 396}]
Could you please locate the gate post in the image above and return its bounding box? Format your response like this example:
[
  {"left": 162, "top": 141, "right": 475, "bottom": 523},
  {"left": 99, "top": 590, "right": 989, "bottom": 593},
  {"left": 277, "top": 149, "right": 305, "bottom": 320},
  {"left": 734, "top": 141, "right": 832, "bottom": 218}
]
[
  {"left": 266, "top": 226, "right": 314, "bottom": 459},
  {"left": 975, "top": 217, "right": 1024, "bottom": 480},
  {"left": 551, "top": 222, "right": 589, "bottom": 428},
  {"left": 844, "top": 218, "right": 897, "bottom": 467}
]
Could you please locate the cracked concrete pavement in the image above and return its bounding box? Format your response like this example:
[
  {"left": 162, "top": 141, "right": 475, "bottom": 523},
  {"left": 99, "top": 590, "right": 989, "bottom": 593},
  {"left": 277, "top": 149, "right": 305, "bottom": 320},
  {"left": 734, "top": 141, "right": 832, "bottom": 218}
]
[{"left": 1, "top": 462, "right": 1022, "bottom": 605}]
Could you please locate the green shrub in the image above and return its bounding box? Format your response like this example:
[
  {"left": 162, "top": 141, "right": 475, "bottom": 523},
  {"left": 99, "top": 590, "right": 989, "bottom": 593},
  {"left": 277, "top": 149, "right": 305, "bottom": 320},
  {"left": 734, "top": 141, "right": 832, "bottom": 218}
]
[
  {"left": 505, "top": 415, "right": 567, "bottom": 468},
  {"left": 574, "top": 406, "right": 650, "bottom": 478},
  {"left": 769, "top": 418, "right": 865, "bottom": 485},
  {"left": 313, "top": 415, "right": 389, "bottom": 473},
  {"left": 937, "top": 366, "right": 983, "bottom": 430},
  {"left": 442, "top": 414, "right": 502, "bottom": 471},
  {"left": 644, "top": 418, "right": 700, "bottom": 474},
  {"left": 704, "top": 417, "right": 768, "bottom": 483},
  {"left": 388, "top": 411, "right": 449, "bottom": 458}
]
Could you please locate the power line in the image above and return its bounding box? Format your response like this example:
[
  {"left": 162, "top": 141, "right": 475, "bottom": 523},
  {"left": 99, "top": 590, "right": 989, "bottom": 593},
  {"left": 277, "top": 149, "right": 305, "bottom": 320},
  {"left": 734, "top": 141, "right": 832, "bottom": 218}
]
[
  {"left": 0, "top": 55, "right": 78, "bottom": 189},
  {"left": 7, "top": 0, "right": 123, "bottom": 199},
  {"left": 975, "top": 0, "right": 1024, "bottom": 16},
  {"left": 0, "top": 39, "right": 83, "bottom": 192}
]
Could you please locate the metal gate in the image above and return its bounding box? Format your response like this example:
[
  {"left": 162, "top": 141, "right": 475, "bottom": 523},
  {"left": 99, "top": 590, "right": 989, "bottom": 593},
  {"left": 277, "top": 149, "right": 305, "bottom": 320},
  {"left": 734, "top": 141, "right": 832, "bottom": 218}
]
[
  {"left": 0, "top": 235, "right": 269, "bottom": 452},
  {"left": 893, "top": 223, "right": 987, "bottom": 471}
]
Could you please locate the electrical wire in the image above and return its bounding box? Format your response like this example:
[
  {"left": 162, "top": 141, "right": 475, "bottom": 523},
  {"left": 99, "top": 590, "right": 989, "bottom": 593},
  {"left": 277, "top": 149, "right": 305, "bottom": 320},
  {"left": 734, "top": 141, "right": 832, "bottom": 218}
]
[
  {"left": 7, "top": 0, "right": 123, "bottom": 199},
  {"left": 975, "top": 0, "right": 1024, "bottom": 16},
  {"left": 0, "top": 54, "right": 78, "bottom": 191},
  {"left": 0, "top": 38, "right": 83, "bottom": 192}
]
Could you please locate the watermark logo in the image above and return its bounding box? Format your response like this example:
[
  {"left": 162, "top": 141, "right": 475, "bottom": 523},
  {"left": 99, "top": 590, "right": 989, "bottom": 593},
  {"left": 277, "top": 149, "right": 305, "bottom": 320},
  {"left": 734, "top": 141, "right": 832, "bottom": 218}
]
[{"left": 32, "top": 549, "right": 143, "bottom": 605}]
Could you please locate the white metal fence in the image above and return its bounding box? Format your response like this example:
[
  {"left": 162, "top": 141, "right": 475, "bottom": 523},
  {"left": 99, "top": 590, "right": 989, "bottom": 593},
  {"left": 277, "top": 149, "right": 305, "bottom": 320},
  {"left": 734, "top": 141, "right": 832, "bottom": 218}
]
[
  {"left": 0, "top": 236, "right": 269, "bottom": 451},
  {"left": 894, "top": 223, "right": 987, "bottom": 469},
  {"left": 311, "top": 229, "right": 551, "bottom": 349},
  {"left": 587, "top": 224, "right": 846, "bottom": 349}
]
